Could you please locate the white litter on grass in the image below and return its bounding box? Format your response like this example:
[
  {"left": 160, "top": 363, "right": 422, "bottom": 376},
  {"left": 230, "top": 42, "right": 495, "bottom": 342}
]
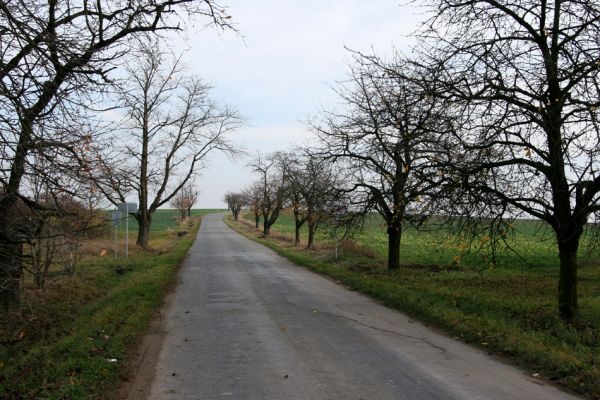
[{"left": 107, "top": 358, "right": 118, "bottom": 363}]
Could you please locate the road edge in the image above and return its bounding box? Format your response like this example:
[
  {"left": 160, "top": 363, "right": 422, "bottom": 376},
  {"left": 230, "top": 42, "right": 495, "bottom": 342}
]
[
  {"left": 114, "top": 218, "right": 204, "bottom": 400},
  {"left": 223, "top": 215, "right": 588, "bottom": 400}
]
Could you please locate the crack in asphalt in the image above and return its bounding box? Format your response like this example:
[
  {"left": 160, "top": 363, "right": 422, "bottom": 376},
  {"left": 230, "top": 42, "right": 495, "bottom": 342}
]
[{"left": 322, "top": 311, "right": 452, "bottom": 360}]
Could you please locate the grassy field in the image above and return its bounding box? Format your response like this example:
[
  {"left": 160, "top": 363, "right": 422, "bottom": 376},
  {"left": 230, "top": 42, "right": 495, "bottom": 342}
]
[
  {"left": 0, "top": 209, "right": 221, "bottom": 400},
  {"left": 236, "top": 210, "right": 600, "bottom": 399},
  {"left": 261, "top": 211, "right": 597, "bottom": 269},
  {"left": 110, "top": 208, "right": 209, "bottom": 232}
]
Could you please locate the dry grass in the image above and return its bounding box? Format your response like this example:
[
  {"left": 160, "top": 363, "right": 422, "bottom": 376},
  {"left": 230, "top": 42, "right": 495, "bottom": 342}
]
[
  {"left": 0, "top": 211, "right": 210, "bottom": 400},
  {"left": 340, "top": 240, "right": 379, "bottom": 259}
]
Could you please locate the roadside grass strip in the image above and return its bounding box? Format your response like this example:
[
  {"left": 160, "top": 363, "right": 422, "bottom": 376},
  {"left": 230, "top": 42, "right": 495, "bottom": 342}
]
[{"left": 0, "top": 210, "right": 215, "bottom": 399}]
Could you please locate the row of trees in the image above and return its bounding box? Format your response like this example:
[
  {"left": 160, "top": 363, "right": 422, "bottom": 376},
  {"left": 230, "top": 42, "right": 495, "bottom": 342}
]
[
  {"left": 230, "top": 0, "right": 600, "bottom": 323},
  {"left": 226, "top": 151, "right": 344, "bottom": 249},
  {"left": 0, "top": 0, "right": 237, "bottom": 309}
]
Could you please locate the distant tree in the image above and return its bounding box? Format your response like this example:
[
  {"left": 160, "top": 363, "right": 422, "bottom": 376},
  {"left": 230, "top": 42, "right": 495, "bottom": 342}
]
[
  {"left": 281, "top": 151, "right": 341, "bottom": 248},
  {"left": 277, "top": 152, "right": 307, "bottom": 245},
  {"left": 249, "top": 153, "right": 287, "bottom": 236},
  {"left": 98, "top": 41, "right": 241, "bottom": 248},
  {"left": 224, "top": 192, "right": 244, "bottom": 220},
  {"left": 423, "top": 0, "right": 600, "bottom": 321},
  {"left": 243, "top": 183, "right": 263, "bottom": 229},
  {"left": 312, "top": 54, "right": 452, "bottom": 269},
  {"left": 0, "top": 0, "right": 233, "bottom": 307},
  {"left": 184, "top": 189, "right": 198, "bottom": 220},
  {"left": 171, "top": 183, "right": 199, "bottom": 222},
  {"left": 300, "top": 156, "right": 343, "bottom": 249}
]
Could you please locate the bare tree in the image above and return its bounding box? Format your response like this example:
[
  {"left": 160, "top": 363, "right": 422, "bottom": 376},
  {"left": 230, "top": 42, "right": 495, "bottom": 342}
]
[
  {"left": 301, "top": 155, "right": 343, "bottom": 249},
  {"left": 281, "top": 151, "right": 342, "bottom": 248},
  {"left": 311, "top": 54, "right": 452, "bottom": 270},
  {"left": 423, "top": 0, "right": 600, "bottom": 321},
  {"left": 224, "top": 192, "right": 244, "bottom": 221},
  {"left": 184, "top": 187, "right": 199, "bottom": 220},
  {"left": 0, "top": 0, "right": 233, "bottom": 307},
  {"left": 171, "top": 183, "right": 199, "bottom": 222},
  {"left": 242, "top": 183, "right": 263, "bottom": 229},
  {"left": 277, "top": 152, "right": 307, "bottom": 245},
  {"left": 249, "top": 153, "right": 287, "bottom": 236},
  {"left": 98, "top": 41, "right": 241, "bottom": 248}
]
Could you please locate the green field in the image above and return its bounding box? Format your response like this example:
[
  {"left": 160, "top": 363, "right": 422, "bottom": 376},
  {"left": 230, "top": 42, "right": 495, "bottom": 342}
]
[
  {"left": 0, "top": 209, "right": 221, "bottom": 400},
  {"left": 253, "top": 211, "right": 593, "bottom": 269},
  {"left": 112, "top": 208, "right": 224, "bottom": 232},
  {"left": 238, "top": 210, "right": 600, "bottom": 399}
]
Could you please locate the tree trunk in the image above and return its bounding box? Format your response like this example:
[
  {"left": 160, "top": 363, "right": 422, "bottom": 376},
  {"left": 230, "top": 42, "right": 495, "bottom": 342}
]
[
  {"left": 0, "top": 240, "right": 22, "bottom": 310},
  {"left": 187, "top": 207, "right": 191, "bottom": 219},
  {"left": 179, "top": 209, "right": 186, "bottom": 222},
  {"left": 263, "top": 209, "right": 278, "bottom": 236},
  {"left": 138, "top": 105, "right": 150, "bottom": 247},
  {"left": 263, "top": 209, "right": 280, "bottom": 237},
  {"left": 263, "top": 217, "right": 273, "bottom": 236},
  {"left": 307, "top": 221, "right": 317, "bottom": 249},
  {"left": 557, "top": 240, "right": 579, "bottom": 322},
  {"left": 294, "top": 224, "right": 301, "bottom": 246},
  {"left": 254, "top": 213, "right": 260, "bottom": 229},
  {"left": 0, "top": 123, "right": 32, "bottom": 309},
  {"left": 136, "top": 212, "right": 152, "bottom": 249},
  {"left": 387, "top": 224, "right": 402, "bottom": 270},
  {"left": 234, "top": 209, "right": 239, "bottom": 221},
  {"left": 294, "top": 211, "right": 303, "bottom": 246}
]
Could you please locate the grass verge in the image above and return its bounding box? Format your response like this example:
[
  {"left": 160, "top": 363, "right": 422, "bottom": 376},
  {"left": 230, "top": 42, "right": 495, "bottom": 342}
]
[
  {"left": 226, "top": 215, "right": 600, "bottom": 400},
  {"left": 0, "top": 211, "right": 208, "bottom": 399}
]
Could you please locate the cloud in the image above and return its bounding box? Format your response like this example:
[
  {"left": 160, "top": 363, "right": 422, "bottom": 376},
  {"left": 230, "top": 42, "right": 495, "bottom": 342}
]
[{"left": 165, "top": 1, "right": 425, "bottom": 207}]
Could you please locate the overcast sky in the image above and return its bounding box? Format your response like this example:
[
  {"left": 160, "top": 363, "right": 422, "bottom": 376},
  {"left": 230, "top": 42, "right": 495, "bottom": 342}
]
[{"left": 173, "top": 1, "right": 425, "bottom": 208}]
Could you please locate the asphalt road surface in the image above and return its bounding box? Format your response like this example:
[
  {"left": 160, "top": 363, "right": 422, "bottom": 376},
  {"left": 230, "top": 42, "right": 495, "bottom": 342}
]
[{"left": 147, "top": 213, "right": 580, "bottom": 400}]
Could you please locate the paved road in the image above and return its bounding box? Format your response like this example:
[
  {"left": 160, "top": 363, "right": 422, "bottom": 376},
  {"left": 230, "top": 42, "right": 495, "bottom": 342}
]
[{"left": 147, "top": 213, "right": 579, "bottom": 400}]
